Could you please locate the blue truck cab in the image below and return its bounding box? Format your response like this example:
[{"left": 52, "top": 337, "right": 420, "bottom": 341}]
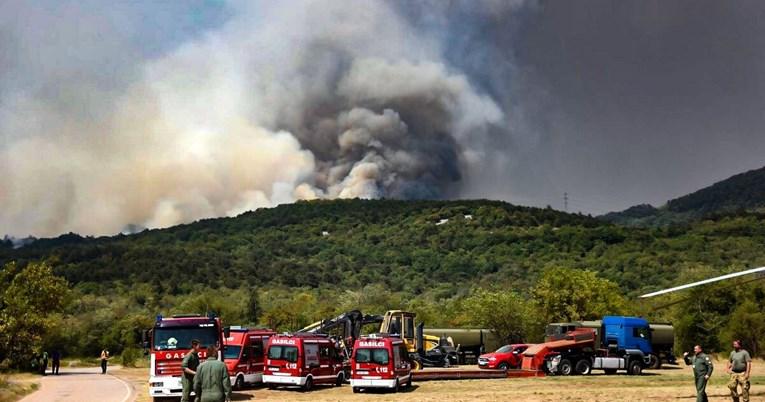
[{"left": 602, "top": 316, "right": 653, "bottom": 355}]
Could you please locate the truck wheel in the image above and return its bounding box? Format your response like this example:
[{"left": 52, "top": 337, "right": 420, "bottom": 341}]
[
  {"left": 559, "top": 359, "right": 573, "bottom": 376},
  {"left": 649, "top": 354, "right": 662, "bottom": 369},
  {"left": 335, "top": 373, "right": 344, "bottom": 387},
  {"left": 628, "top": 360, "right": 643, "bottom": 376},
  {"left": 394, "top": 379, "right": 400, "bottom": 393},
  {"left": 404, "top": 374, "right": 412, "bottom": 389},
  {"left": 498, "top": 362, "right": 509, "bottom": 371},
  {"left": 235, "top": 375, "right": 245, "bottom": 390},
  {"left": 302, "top": 377, "right": 313, "bottom": 392},
  {"left": 575, "top": 359, "right": 592, "bottom": 375},
  {"left": 603, "top": 369, "right": 617, "bottom": 375}
]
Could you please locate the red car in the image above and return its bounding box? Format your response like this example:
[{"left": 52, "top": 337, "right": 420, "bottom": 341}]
[{"left": 478, "top": 344, "right": 531, "bottom": 370}]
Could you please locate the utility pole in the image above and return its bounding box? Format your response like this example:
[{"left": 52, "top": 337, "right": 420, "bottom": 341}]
[{"left": 564, "top": 192, "right": 568, "bottom": 212}]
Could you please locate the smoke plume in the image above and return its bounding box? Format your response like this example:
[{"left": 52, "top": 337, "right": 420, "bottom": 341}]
[{"left": 0, "top": 0, "right": 516, "bottom": 237}]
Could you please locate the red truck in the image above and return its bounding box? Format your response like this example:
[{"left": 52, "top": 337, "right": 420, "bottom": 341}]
[
  {"left": 350, "top": 335, "right": 413, "bottom": 393},
  {"left": 143, "top": 314, "right": 225, "bottom": 401},
  {"left": 263, "top": 333, "right": 346, "bottom": 391},
  {"left": 477, "top": 344, "right": 531, "bottom": 370},
  {"left": 223, "top": 327, "right": 276, "bottom": 389}
]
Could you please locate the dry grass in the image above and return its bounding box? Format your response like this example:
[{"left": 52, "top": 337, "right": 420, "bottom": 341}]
[
  {"left": 113, "top": 358, "right": 765, "bottom": 402},
  {"left": 0, "top": 373, "right": 39, "bottom": 402}
]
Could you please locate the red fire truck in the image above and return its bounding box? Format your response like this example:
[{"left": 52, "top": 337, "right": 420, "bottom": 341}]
[
  {"left": 143, "top": 314, "right": 225, "bottom": 401},
  {"left": 350, "top": 335, "right": 413, "bottom": 393},
  {"left": 262, "top": 333, "right": 345, "bottom": 391},
  {"left": 223, "top": 327, "right": 276, "bottom": 389}
]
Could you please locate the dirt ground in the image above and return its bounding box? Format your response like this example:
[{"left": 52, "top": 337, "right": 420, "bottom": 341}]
[{"left": 114, "top": 358, "right": 765, "bottom": 402}]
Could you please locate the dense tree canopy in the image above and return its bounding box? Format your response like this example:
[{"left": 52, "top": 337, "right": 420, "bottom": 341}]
[{"left": 3, "top": 199, "right": 765, "bottom": 364}]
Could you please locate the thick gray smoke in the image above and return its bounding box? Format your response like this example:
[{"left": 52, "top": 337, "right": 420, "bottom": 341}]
[{"left": 0, "top": 0, "right": 512, "bottom": 237}]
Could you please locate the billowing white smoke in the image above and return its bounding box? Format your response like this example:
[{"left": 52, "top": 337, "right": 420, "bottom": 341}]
[{"left": 0, "top": 0, "right": 504, "bottom": 237}]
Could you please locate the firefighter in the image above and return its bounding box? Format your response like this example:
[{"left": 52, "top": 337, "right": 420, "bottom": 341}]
[
  {"left": 726, "top": 340, "right": 752, "bottom": 402},
  {"left": 684, "top": 345, "right": 714, "bottom": 402},
  {"left": 181, "top": 339, "right": 202, "bottom": 402},
  {"left": 193, "top": 344, "right": 232, "bottom": 402}
]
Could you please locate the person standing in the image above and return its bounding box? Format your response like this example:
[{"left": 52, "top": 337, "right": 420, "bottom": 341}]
[
  {"left": 100, "top": 349, "right": 109, "bottom": 374},
  {"left": 51, "top": 350, "right": 61, "bottom": 375},
  {"left": 684, "top": 345, "right": 714, "bottom": 402},
  {"left": 193, "top": 344, "right": 232, "bottom": 402},
  {"left": 181, "top": 340, "right": 202, "bottom": 402},
  {"left": 41, "top": 351, "right": 48, "bottom": 375},
  {"left": 727, "top": 340, "right": 752, "bottom": 402}
]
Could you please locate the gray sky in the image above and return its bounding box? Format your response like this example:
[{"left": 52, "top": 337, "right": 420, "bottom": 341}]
[
  {"left": 473, "top": 0, "right": 765, "bottom": 213},
  {"left": 1, "top": 0, "right": 764, "bottom": 237}
]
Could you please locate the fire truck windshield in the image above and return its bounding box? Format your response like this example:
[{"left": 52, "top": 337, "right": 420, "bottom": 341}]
[
  {"left": 223, "top": 346, "right": 241, "bottom": 360},
  {"left": 355, "top": 348, "right": 389, "bottom": 365},
  {"left": 267, "top": 346, "right": 298, "bottom": 362},
  {"left": 154, "top": 326, "right": 219, "bottom": 351}
]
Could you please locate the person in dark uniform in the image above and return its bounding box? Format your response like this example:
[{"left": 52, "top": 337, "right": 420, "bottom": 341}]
[
  {"left": 51, "top": 350, "right": 61, "bottom": 375},
  {"left": 684, "top": 345, "right": 714, "bottom": 402},
  {"left": 193, "top": 344, "right": 231, "bottom": 402},
  {"left": 181, "top": 340, "right": 202, "bottom": 402}
]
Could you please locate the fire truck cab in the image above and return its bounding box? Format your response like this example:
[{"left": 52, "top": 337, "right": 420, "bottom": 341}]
[
  {"left": 263, "top": 333, "right": 345, "bottom": 391},
  {"left": 144, "top": 314, "right": 224, "bottom": 400},
  {"left": 350, "top": 334, "right": 413, "bottom": 393},
  {"left": 223, "top": 327, "right": 275, "bottom": 389}
]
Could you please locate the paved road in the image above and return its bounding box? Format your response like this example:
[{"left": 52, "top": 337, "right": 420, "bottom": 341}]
[{"left": 20, "top": 366, "right": 134, "bottom": 402}]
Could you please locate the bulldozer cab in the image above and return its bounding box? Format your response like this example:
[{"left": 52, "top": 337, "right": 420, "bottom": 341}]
[{"left": 380, "top": 310, "right": 417, "bottom": 352}]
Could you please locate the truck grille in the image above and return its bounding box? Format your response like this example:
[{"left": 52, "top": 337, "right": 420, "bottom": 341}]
[{"left": 156, "top": 360, "right": 183, "bottom": 376}]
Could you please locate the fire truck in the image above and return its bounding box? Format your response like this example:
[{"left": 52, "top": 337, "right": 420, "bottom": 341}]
[
  {"left": 223, "top": 327, "right": 276, "bottom": 388},
  {"left": 143, "top": 314, "right": 226, "bottom": 401}
]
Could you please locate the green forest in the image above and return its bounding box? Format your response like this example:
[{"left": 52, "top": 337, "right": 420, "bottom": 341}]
[{"left": 2, "top": 198, "right": 765, "bottom": 368}]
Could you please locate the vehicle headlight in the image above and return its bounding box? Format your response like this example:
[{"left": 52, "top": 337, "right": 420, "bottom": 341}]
[{"left": 488, "top": 357, "right": 497, "bottom": 361}]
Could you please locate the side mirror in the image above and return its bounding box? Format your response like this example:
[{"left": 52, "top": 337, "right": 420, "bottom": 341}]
[{"left": 223, "top": 326, "right": 231, "bottom": 339}]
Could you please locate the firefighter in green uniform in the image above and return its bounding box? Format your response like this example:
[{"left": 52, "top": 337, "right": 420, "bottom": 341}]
[
  {"left": 181, "top": 339, "right": 202, "bottom": 402},
  {"left": 684, "top": 345, "right": 714, "bottom": 402},
  {"left": 193, "top": 344, "right": 232, "bottom": 402}
]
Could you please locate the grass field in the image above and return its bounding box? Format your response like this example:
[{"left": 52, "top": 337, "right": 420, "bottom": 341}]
[
  {"left": 0, "top": 373, "right": 39, "bottom": 402},
  {"left": 114, "top": 358, "right": 765, "bottom": 402}
]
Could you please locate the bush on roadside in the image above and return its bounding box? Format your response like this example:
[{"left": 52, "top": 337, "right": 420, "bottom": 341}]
[{"left": 119, "top": 348, "right": 141, "bottom": 368}]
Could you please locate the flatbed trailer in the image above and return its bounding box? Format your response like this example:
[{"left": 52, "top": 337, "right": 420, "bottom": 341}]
[{"left": 412, "top": 367, "right": 508, "bottom": 381}]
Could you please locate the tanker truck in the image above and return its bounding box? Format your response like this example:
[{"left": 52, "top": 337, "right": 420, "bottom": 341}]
[{"left": 544, "top": 320, "right": 675, "bottom": 368}]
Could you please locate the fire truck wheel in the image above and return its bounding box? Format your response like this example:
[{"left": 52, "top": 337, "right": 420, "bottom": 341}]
[
  {"left": 335, "top": 373, "right": 344, "bottom": 387},
  {"left": 404, "top": 374, "right": 412, "bottom": 389},
  {"left": 353, "top": 387, "right": 361, "bottom": 393},
  {"left": 575, "top": 359, "right": 591, "bottom": 375},
  {"left": 302, "top": 377, "right": 313, "bottom": 392},
  {"left": 498, "top": 362, "right": 509, "bottom": 371},
  {"left": 234, "top": 375, "right": 245, "bottom": 390},
  {"left": 394, "top": 379, "right": 400, "bottom": 393},
  {"left": 559, "top": 359, "right": 573, "bottom": 376},
  {"left": 628, "top": 360, "right": 643, "bottom": 376}
]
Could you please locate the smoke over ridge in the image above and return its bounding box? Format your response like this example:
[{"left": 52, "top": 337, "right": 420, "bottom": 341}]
[{"left": 0, "top": 0, "right": 517, "bottom": 237}]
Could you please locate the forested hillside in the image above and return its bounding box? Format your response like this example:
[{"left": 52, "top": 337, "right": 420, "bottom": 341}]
[
  {"left": 3, "top": 199, "right": 765, "bottom": 364},
  {"left": 602, "top": 165, "right": 765, "bottom": 226}
]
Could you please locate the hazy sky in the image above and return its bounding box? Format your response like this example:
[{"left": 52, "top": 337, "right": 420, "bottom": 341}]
[{"left": 1, "top": 0, "right": 764, "bottom": 237}]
